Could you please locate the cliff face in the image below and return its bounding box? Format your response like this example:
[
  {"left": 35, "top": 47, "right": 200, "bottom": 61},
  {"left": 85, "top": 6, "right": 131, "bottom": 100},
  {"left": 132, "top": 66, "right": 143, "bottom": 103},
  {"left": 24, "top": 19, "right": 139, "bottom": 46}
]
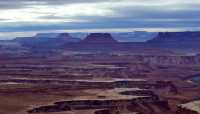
[
  {"left": 82, "top": 33, "right": 118, "bottom": 43},
  {"left": 28, "top": 91, "right": 171, "bottom": 114},
  {"left": 176, "top": 100, "right": 200, "bottom": 114},
  {"left": 14, "top": 33, "right": 81, "bottom": 48},
  {"left": 176, "top": 107, "right": 199, "bottom": 114},
  {"left": 134, "top": 55, "right": 200, "bottom": 65},
  {"left": 148, "top": 32, "right": 200, "bottom": 43},
  {"left": 147, "top": 32, "right": 200, "bottom": 48}
]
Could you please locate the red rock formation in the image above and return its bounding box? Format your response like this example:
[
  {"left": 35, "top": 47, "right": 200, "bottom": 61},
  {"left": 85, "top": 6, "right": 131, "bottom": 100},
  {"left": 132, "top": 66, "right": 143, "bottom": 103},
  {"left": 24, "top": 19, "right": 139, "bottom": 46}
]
[
  {"left": 148, "top": 32, "right": 200, "bottom": 43},
  {"left": 82, "top": 33, "right": 118, "bottom": 43},
  {"left": 176, "top": 107, "right": 198, "bottom": 114}
]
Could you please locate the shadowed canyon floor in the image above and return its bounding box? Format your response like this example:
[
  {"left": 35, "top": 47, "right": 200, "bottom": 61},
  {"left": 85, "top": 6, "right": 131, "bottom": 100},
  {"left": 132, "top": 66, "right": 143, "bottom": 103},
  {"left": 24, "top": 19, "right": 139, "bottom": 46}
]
[{"left": 0, "top": 53, "right": 200, "bottom": 114}]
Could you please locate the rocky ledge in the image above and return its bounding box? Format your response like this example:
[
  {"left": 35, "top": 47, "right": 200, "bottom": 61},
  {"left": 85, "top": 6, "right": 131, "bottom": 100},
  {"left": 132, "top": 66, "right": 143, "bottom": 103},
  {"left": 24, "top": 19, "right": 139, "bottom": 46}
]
[
  {"left": 28, "top": 88, "right": 171, "bottom": 114},
  {"left": 176, "top": 100, "right": 200, "bottom": 114}
]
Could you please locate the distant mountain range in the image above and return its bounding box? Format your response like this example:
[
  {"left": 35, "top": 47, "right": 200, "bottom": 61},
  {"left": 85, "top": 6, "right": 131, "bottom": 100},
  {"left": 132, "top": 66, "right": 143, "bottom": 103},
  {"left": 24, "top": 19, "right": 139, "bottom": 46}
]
[
  {"left": 69, "top": 31, "right": 157, "bottom": 42},
  {"left": 111, "top": 31, "right": 157, "bottom": 42},
  {"left": 1, "top": 31, "right": 200, "bottom": 51},
  {"left": 148, "top": 31, "right": 200, "bottom": 43},
  {"left": 13, "top": 33, "right": 81, "bottom": 47},
  {"left": 147, "top": 31, "right": 200, "bottom": 48}
]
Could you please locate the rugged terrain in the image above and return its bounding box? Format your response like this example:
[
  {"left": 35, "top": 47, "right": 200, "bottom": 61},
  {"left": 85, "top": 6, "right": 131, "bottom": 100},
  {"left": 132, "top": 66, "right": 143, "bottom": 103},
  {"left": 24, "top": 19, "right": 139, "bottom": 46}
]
[{"left": 0, "top": 32, "right": 200, "bottom": 114}]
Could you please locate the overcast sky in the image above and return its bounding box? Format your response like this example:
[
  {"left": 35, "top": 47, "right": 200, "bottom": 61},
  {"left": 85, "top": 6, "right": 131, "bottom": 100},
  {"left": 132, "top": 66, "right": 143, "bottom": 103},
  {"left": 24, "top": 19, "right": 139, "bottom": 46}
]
[{"left": 0, "top": 0, "right": 200, "bottom": 38}]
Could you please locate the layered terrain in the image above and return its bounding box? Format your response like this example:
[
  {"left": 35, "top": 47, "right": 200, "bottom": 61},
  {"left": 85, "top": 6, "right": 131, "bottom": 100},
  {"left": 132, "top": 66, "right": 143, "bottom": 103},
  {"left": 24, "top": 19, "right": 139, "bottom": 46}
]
[{"left": 0, "top": 31, "right": 200, "bottom": 114}]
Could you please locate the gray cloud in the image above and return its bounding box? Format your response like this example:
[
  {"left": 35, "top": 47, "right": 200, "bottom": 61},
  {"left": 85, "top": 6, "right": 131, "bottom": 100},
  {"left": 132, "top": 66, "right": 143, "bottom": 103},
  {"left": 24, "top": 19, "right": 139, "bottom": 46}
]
[
  {"left": 1, "top": 0, "right": 197, "bottom": 9},
  {"left": 0, "top": 0, "right": 200, "bottom": 35},
  {"left": 0, "top": 0, "right": 114, "bottom": 9}
]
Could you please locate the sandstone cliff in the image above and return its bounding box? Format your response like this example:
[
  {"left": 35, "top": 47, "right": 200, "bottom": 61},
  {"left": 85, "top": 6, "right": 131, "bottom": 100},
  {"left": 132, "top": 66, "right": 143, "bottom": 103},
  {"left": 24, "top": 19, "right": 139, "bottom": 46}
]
[{"left": 82, "top": 33, "right": 118, "bottom": 43}]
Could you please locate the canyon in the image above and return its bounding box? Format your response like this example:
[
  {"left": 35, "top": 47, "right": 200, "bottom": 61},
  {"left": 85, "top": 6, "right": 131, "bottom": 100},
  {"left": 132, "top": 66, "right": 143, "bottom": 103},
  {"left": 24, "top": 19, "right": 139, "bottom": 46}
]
[{"left": 0, "top": 31, "right": 200, "bottom": 114}]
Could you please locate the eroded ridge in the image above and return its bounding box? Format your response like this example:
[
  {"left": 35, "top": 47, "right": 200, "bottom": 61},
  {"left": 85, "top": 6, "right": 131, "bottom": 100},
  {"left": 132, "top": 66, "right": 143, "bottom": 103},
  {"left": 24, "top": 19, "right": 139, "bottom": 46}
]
[{"left": 28, "top": 88, "right": 170, "bottom": 114}]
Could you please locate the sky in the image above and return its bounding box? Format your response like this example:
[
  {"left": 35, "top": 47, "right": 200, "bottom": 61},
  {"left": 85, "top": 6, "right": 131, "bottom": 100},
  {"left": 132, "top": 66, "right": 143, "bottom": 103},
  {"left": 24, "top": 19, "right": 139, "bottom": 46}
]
[{"left": 0, "top": 0, "right": 200, "bottom": 39}]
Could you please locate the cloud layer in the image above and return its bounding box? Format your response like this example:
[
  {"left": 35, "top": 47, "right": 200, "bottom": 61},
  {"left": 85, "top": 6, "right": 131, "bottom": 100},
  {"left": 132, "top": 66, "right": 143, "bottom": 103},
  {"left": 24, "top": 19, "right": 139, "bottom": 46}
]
[{"left": 0, "top": 0, "right": 200, "bottom": 38}]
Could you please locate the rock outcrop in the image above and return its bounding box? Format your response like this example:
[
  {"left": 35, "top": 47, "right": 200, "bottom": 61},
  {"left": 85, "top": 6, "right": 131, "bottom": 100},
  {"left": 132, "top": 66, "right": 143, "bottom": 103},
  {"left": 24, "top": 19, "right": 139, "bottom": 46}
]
[
  {"left": 82, "top": 33, "right": 118, "bottom": 43},
  {"left": 131, "top": 55, "right": 200, "bottom": 65},
  {"left": 13, "top": 33, "right": 81, "bottom": 48},
  {"left": 147, "top": 31, "right": 200, "bottom": 48},
  {"left": 28, "top": 88, "right": 171, "bottom": 114},
  {"left": 148, "top": 32, "right": 200, "bottom": 43},
  {"left": 176, "top": 100, "right": 200, "bottom": 114}
]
